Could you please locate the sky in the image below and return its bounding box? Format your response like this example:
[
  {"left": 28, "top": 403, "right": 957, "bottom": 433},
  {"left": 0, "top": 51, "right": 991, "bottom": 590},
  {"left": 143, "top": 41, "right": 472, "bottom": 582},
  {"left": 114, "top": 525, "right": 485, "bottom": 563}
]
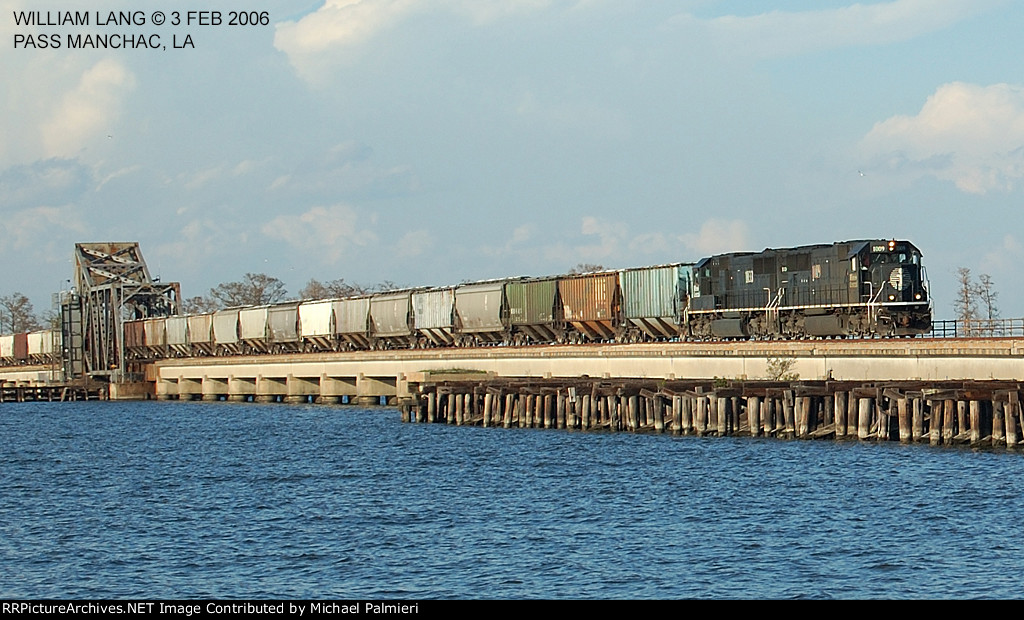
[{"left": 2, "top": 0, "right": 1023, "bottom": 321}]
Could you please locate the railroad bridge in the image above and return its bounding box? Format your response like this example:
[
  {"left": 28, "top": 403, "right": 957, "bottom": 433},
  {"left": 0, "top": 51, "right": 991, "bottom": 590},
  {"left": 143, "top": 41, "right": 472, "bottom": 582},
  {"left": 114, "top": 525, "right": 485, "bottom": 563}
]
[
  {"left": 5, "top": 337, "right": 1022, "bottom": 448},
  {"left": 2, "top": 241, "right": 1023, "bottom": 447}
]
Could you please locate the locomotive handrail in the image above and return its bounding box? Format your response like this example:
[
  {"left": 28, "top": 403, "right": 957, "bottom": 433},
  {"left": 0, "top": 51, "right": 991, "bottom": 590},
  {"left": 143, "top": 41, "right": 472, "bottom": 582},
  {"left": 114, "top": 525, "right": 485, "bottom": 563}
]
[{"left": 866, "top": 282, "right": 886, "bottom": 326}]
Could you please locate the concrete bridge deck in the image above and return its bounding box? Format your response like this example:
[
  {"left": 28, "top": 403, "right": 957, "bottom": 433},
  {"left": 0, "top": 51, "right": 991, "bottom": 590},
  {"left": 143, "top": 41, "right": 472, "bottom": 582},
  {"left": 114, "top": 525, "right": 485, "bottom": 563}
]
[
  {"left": 3, "top": 338, "right": 1022, "bottom": 402},
  {"left": 143, "top": 337, "right": 1024, "bottom": 403}
]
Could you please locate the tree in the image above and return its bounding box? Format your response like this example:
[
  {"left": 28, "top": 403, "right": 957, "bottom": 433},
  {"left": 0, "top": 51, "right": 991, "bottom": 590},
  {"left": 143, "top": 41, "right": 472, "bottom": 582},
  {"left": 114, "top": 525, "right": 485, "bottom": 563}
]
[
  {"left": 209, "top": 273, "right": 287, "bottom": 307},
  {"left": 976, "top": 273, "right": 999, "bottom": 321},
  {"left": 953, "top": 267, "right": 978, "bottom": 325},
  {"left": 568, "top": 263, "right": 605, "bottom": 275},
  {"left": 300, "top": 278, "right": 365, "bottom": 300},
  {"left": 181, "top": 295, "right": 221, "bottom": 314},
  {"left": 0, "top": 293, "right": 43, "bottom": 334},
  {"left": 954, "top": 268, "right": 1002, "bottom": 336},
  {"left": 299, "top": 278, "right": 401, "bottom": 300},
  {"left": 40, "top": 309, "right": 61, "bottom": 330}
]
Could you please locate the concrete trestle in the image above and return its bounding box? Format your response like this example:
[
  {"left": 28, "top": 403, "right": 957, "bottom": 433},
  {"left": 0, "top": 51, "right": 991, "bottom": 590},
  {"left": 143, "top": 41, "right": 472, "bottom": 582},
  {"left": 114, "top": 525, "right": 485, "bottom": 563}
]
[
  {"left": 145, "top": 338, "right": 1024, "bottom": 405},
  {"left": 156, "top": 367, "right": 404, "bottom": 406},
  {"left": 4, "top": 338, "right": 1024, "bottom": 453},
  {"left": 407, "top": 377, "right": 1023, "bottom": 450}
]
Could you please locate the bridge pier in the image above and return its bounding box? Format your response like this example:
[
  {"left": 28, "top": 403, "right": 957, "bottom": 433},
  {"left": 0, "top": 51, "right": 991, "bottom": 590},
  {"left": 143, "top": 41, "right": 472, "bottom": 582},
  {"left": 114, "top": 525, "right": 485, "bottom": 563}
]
[
  {"left": 228, "top": 376, "right": 255, "bottom": 402},
  {"left": 157, "top": 378, "right": 178, "bottom": 400},
  {"left": 178, "top": 377, "right": 202, "bottom": 401},
  {"left": 286, "top": 374, "right": 318, "bottom": 404},
  {"left": 252, "top": 376, "right": 284, "bottom": 403},
  {"left": 201, "top": 375, "right": 228, "bottom": 401}
]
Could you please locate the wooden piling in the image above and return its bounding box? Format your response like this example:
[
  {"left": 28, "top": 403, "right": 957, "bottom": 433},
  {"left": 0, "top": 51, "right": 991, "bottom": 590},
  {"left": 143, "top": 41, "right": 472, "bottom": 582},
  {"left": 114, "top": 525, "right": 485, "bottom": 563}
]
[
  {"left": 897, "top": 396, "right": 910, "bottom": 443},
  {"left": 783, "top": 391, "right": 796, "bottom": 438},
  {"left": 796, "top": 396, "right": 810, "bottom": 438},
  {"left": 993, "top": 400, "right": 1006, "bottom": 447},
  {"left": 858, "top": 397, "right": 872, "bottom": 440},
  {"left": 834, "top": 392, "right": 847, "bottom": 439},
  {"left": 970, "top": 400, "right": 981, "bottom": 444},
  {"left": 942, "top": 399, "right": 955, "bottom": 444},
  {"left": 747, "top": 396, "right": 760, "bottom": 437},
  {"left": 1007, "top": 392, "right": 1020, "bottom": 448}
]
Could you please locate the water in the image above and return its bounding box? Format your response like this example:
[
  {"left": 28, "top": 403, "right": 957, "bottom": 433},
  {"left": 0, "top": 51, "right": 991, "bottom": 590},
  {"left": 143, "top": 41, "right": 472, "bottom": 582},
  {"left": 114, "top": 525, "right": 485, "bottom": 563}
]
[{"left": 2, "top": 400, "right": 1022, "bottom": 599}]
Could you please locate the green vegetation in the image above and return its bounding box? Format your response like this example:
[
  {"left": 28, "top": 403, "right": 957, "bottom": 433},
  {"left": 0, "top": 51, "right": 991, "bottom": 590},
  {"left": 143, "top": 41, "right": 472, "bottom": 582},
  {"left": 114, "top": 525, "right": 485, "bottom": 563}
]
[{"left": 765, "top": 356, "right": 799, "bottom": 381}]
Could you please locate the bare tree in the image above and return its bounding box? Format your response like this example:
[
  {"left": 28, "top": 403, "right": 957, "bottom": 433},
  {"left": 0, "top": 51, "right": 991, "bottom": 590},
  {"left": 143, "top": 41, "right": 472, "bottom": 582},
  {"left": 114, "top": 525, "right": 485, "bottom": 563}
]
[
  {"left": 568, "top": 263, "right": 605, "bottom": 275},
  {"left": 976, "top": 273, "right": 999, "bottom": 321},
  {"left": 181, "top": 295, "right": 221, "bottom": 314},
  {"left": 953, "top": 267, "right": 978, "bottom": 329},
  {"left": 0, "top": 293, "right": 43, "bottom": 334},
  {"left": 300, "top": 278, "right": 400, "bottom": 300},
  {"left": 209, "top": 273, "right": 287, "bottom": 307},
  {"left": 40, "top": 309, "right": 61, "bottom": 331},
  {"left": 300, "top": 278, "right": 365, "bottom": 300}
]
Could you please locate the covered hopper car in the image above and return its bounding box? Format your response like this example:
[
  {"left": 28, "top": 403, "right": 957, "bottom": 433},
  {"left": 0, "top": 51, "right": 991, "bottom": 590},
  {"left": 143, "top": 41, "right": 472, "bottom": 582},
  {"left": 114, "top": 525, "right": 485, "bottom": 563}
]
[{"left": 0, "top": 330, "right": 60, "bottom": 367}]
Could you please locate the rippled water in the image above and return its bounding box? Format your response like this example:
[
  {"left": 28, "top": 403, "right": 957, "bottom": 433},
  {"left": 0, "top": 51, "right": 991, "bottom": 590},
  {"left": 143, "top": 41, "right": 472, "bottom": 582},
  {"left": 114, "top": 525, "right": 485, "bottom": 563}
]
[{"left": 1, "top": 400, "right": 1022, "bottom": 599}]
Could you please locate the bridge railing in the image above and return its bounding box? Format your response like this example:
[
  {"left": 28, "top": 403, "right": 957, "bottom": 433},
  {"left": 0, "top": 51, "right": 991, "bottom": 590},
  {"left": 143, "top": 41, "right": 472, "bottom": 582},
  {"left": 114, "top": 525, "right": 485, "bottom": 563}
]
[{"left": 926, "top": 318, "right": 1024, "bottom": 338}]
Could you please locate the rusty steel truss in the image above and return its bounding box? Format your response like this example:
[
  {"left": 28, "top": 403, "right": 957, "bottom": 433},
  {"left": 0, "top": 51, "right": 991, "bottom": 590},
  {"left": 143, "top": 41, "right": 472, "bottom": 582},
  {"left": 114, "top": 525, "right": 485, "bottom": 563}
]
[{"left": 61, "top": 243, "right": 180, "bottom": 382}]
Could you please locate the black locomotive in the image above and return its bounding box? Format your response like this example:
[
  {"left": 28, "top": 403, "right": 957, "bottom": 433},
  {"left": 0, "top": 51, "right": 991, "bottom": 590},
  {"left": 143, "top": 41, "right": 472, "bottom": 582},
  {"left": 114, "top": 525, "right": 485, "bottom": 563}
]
[{"left": 687, "top": 239, "right": 931, "bottom": 338}]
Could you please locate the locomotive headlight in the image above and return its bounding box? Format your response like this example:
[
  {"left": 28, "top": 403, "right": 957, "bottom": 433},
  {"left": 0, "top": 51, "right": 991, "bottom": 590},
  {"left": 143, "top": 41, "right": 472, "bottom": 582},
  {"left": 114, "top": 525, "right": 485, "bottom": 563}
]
[
  {"left": 889, "top": 295, "right": 895, "bottom": 301},
  {"left": 915, "top": 293, "right": 921, "bottom": 300},
  {"left": 888, "top": 240, "right": 896, "bottom": 250}
]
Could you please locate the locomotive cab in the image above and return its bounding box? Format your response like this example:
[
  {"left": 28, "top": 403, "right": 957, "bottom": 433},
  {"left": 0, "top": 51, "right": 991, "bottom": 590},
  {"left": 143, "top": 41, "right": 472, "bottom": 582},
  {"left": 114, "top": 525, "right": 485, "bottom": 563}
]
[{"left": 850, "top": 239, "right": 931, "bottom": 334}]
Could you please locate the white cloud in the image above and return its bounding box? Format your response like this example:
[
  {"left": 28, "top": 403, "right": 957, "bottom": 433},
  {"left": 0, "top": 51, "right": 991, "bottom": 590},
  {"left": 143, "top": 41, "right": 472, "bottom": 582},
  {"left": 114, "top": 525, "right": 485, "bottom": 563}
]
[
  {"left": 480, "top": 223, "right": 535, "bottom": 259},
  {"left": 513, "top": 90, "right": 630, "bottom": 141},
  {"left": 0, "top": 158, "right": 90, "bottom": 207},
  {"left": 41, "top": 58, "right": 135, "bottom": 159},
  {"left": 274, "top": 0, "right": 559, "bottom": 83},
  {"left": 1, "top": 36, "right": 134, "bottom": 167},
  {"left": 541, "top": 216, "right": 751, "bottom": 269},
  {"left": 680, "top": 218, "right": 751, "bottom": 257},
  {"left": 577, "top": 215, "right": 627, "bottom": 260},
  {"left": 860, "top": 82, "right": 1024, "bottom": 194},
  {"left": 982, "top": 234, "right": 1024, "bottom": 273},
  {"left": 95, "top": 165, "right": 142, "bottom": 192},
  {"left": 667, "top": 0, "right": 991, "bottom": 59},
  {"left": 266, "top": 142, "right": 416, "bottom": 198},
  {"left": 152, "top": 219, "right": 231, "bottom": 273},
  {"left": 261, "top": 204, "right": 377, "bottom": 263},
  {"left": 0, "top": 205, "right": 89, "bottom": 254},
  {"left": 395, "top": 229, "right": 433, "bottom": 258}
]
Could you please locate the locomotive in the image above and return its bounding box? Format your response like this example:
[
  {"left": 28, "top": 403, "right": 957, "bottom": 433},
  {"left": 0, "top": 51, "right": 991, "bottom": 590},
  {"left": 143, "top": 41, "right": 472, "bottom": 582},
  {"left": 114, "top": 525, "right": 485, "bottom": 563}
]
[
  {"left": 0, "top": 239, "right": 933, "bottom": 367},
  {"left": 688, "top": 239, "right": 931, "bottom": 339}
]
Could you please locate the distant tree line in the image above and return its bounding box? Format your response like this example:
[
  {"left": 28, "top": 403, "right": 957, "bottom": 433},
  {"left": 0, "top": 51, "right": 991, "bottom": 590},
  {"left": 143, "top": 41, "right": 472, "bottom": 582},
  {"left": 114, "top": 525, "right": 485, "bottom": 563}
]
[
  {"left": 568, "top": 263, "right": 605, "bottom": 275},
  {"left": 180, "top": 273, "right": 400, "bottom": 314},
  {"left": 179, "top": 265, "right": 621, "bottom": 315}
]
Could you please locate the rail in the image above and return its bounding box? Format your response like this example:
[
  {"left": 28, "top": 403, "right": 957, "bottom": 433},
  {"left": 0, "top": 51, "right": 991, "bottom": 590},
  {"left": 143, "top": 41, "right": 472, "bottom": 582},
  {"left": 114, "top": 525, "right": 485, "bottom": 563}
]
[{"left": 927, "top": 318, "right": 1024, "bottom": 338}]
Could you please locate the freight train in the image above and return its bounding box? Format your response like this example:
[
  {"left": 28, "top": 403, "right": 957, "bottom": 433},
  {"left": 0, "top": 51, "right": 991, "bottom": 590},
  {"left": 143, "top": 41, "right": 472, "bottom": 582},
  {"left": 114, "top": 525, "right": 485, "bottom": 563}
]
[{"left": 0, "top": 239, "right": 932, "bottom": 366}]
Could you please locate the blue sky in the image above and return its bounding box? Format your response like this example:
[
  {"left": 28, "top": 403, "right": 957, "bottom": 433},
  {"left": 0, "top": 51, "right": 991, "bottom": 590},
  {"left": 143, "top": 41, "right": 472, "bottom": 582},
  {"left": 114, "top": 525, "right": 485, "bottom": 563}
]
[{"left": 2, "top": 0, "right": 1023, "bottom": 320}]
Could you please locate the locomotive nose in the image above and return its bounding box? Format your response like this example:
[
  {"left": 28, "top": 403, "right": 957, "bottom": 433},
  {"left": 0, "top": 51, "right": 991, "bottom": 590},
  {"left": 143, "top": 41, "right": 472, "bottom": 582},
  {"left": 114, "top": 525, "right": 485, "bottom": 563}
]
[{"left": 888, "top": 266, "right": 908, "bottom": 291}]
